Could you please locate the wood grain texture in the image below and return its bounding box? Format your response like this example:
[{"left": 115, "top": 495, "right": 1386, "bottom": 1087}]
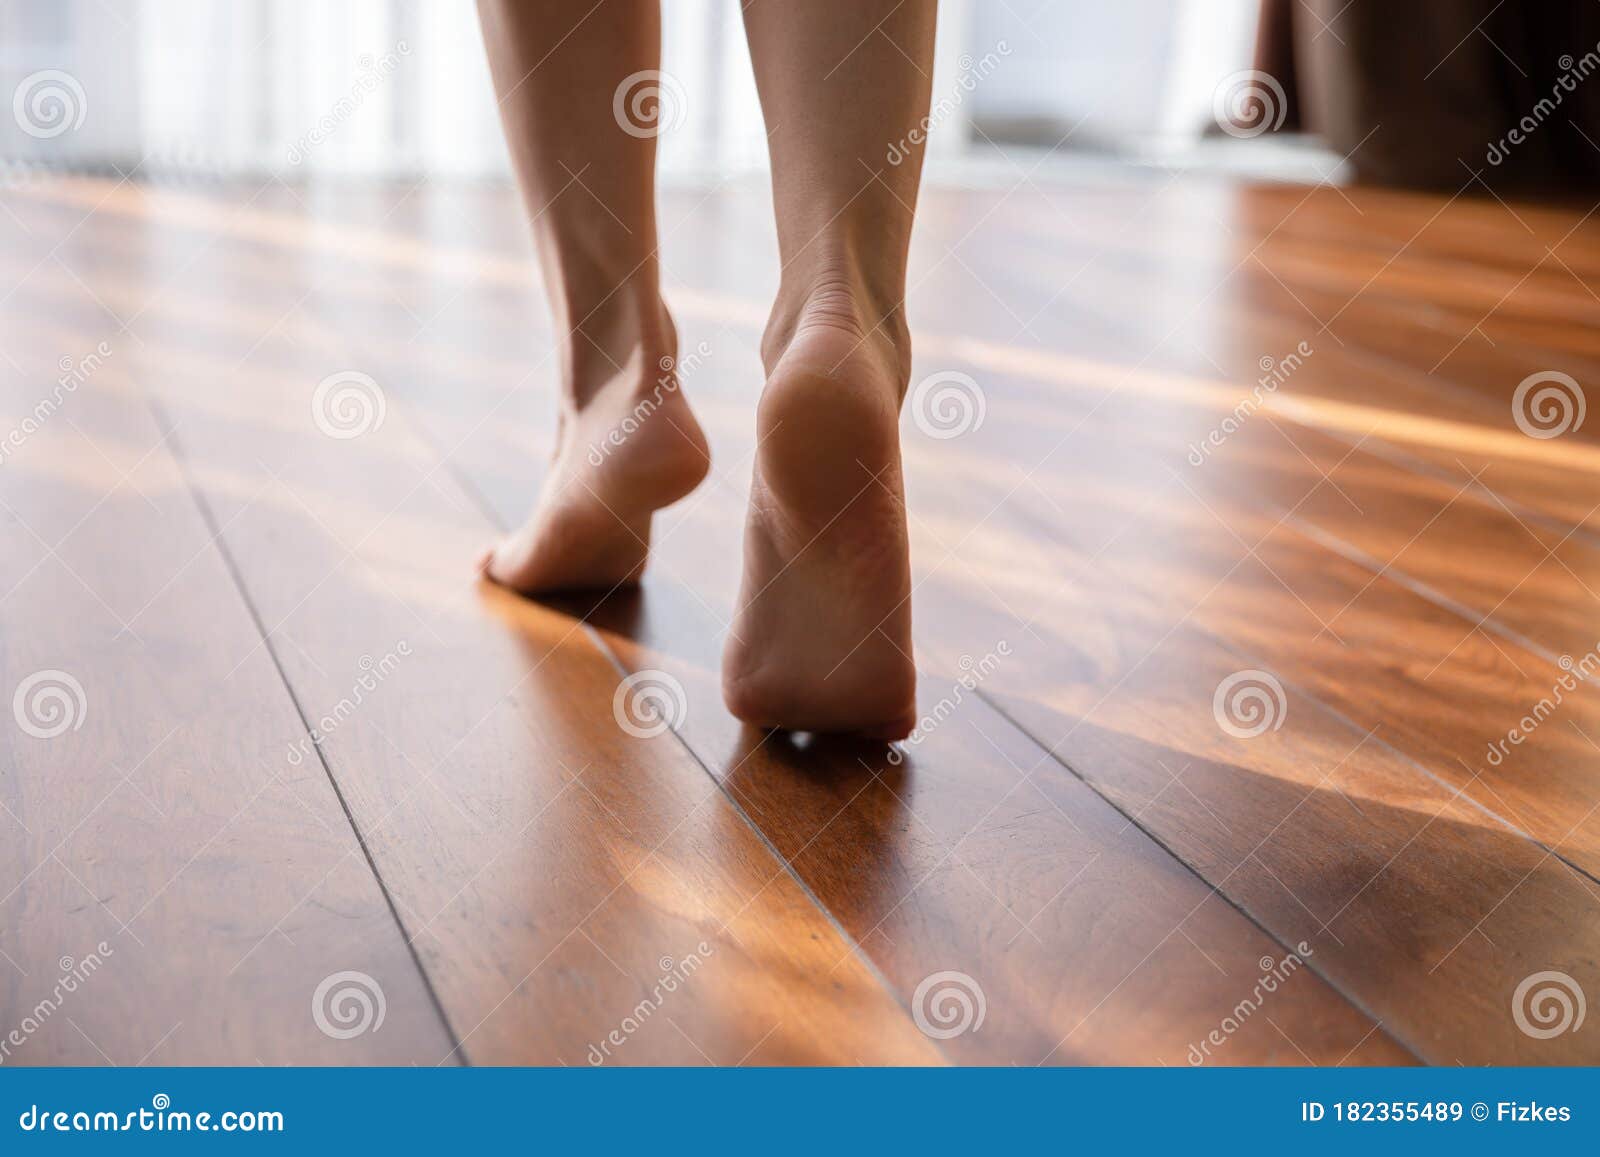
[
  {"left": 0, "top": 216, "right": 454, "bottom": 1064},
  {"left": 652, "top": 182, "right": 1600, "bottom": 1063},
  {"left": 16, "top": 182, "right": 940, "bottom": 1067},
  {"left": 430, "top": 411, "right": 1414, "bottom": 1066},
  {"left": 297, "top": 190, "right": 1417, "bottom": 1065},
  {"left": 258, "top": 180, "right": 1416, "bottom": 1067},
  {"left": 877, "top": 201, "right": 1600, "bottom": 890},
  {"left": 5, "top": 169, "right": 1597, "bottom": 1065},
  {"left": 296, "top": 173, "right": 1600, "bottom": 1064}
]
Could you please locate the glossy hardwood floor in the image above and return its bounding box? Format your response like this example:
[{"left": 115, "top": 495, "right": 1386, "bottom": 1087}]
[{"left": 1, "top": 167, "right": 1597, "bottom": 1065}]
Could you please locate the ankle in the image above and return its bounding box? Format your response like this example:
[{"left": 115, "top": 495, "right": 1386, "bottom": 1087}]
[
  {"left": 559, "top": 291, "right": 678, "bottom": 412},
  {"left": 762, "top": 260, "right": 912, "bottom": 399}
]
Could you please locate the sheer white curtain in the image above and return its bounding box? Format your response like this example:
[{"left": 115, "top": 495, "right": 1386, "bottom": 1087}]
[
  {"left": 1, "top": 0, "right": 1258, "bottom": 181},
  {"left": 0, "top": 0, "right": 780, "bottom": 179}
]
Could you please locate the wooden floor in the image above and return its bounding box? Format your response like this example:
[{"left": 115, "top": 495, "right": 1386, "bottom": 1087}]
[{"left": 2, "top": 168, "right": 1599, "bottom": 1066}]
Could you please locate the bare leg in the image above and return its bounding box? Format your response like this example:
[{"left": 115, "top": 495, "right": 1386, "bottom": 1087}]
[
  {"left": 476, "top": 0, "right": 709, "bottom": 593},
  {"left": 722, "top": 1, "right": 936, "bottom": 737}
]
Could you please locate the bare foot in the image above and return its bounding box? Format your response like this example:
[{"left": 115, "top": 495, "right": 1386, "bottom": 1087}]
[
  {"left": 481, "top": 348, "right": 710, "bottom": 594},
  {"left": 722, "top": 296, "right": 917, "bottom": 738}
]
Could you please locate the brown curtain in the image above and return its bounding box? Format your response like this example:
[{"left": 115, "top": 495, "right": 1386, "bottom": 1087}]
[{"left": 1257, "top": 0, "right": 1600, "bottom": 191}]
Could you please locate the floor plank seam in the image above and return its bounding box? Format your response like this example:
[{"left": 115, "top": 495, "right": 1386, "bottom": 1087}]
[
  {"left": 1280, "top": 511, "right": 1566, "bottom": 670},
  {"left": 1004, "top": 485, "right": 1600, "bottom": 891},
  {"left": 1273, "top": 518, "right": 1600, "bottom": 891},
  {"left": 403, "top": 406, "right": 954, "bottom": 1065},
  {"left": 1289, "top": 415, "right": 1600, "bottom": 556},
  {"left": 579, "top": 620, "right": 958, "bottom": 1066},
  {"left": 13, "top": 176, "right": 1599, "bottom": 1065},
  {"left": 971, "top": 686, "right": 1427, "bottom": 1066},
  {"left": 146, "top": 396, "right": 471, "bottom": 1067},
  {"left": 400, "top": 322, "right": 1513, "bottom": 1065}
]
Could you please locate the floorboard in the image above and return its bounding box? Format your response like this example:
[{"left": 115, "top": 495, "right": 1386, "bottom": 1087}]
[
  {"left": 0, "top": 224, "right": 453, "bottom": 1064},
  {"left": 441, "top": 417, "right": 1413, "bottom": 1065},
  {"left": 5, "top": 170, "right": 1598, "bottom": 1065},
  {"left": 329, "top": 188, "right": 1419, "bottom": 1066},
  {"left": 36, "top": 185, "right": 939, "bottom": 1066}
]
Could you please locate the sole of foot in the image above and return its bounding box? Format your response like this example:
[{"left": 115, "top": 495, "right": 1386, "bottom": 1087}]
[
  {"left": 722, "top": 316, "right": 917, "bottom": 739},
  {"left": 480, "top": 359, "right": 710, "bottom": 595}
]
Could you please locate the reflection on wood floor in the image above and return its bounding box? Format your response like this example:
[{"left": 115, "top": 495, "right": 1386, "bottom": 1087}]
[{"left": 1, "top": 171, "right": 1598, "bottom": 1065}]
